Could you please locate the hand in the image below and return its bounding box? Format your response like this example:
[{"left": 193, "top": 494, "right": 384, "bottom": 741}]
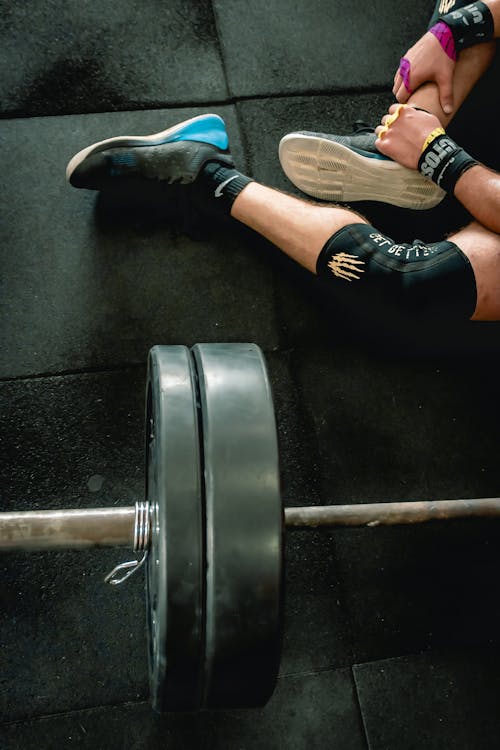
[
  {"left": 375, "top": 105, "right": 444, "bottom": 170},
  {"left": 393, "top": 30, "right": 456, "bottom": 115}
]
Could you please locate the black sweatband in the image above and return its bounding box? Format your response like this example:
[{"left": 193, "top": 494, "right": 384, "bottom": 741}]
[
  {"left": 316, "top": 223, "right": 477, "bottom": 323},
  {"left": 418, "top": 132, "right": 478, "bottom": 194},
  {"left": 440, "top": 2, "right": 495, "bottom": 51},
  {"left": 428, "top": 0, "right": 470, "bottom": 31}
]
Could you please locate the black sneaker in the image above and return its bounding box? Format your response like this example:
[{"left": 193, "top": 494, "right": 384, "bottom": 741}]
[
  {"left": 66, "top": 113, "right": 235, "bottom": 190},
  {"left": 311, "top": 120, "right": 379, "bottom": 153},
  {"left": 279, "top": 120, "right": 445, "bottom": 210}
]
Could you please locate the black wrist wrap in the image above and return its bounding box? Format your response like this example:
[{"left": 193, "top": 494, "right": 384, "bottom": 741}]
[
  {"left": 440, "top": 1, "right": 494, "bottom": 51},
  {"left": 418, "top": 133, "right": 478, "bottom": 194}
]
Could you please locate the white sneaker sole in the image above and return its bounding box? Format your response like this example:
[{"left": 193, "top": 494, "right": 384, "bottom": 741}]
[
  {"left": 66, "top": 114, "right": 219, "bottom": 182},
  {"left": 278, "top": 133, "right": 445, "bottom": 210}
]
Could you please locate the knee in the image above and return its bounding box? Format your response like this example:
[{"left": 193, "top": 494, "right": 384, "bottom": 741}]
[
  {"left": 316, "top": 223, "right": 477, "bottom": 323},
  {"left": 449, "top": 222, "right": 500, "bottom": 320}
]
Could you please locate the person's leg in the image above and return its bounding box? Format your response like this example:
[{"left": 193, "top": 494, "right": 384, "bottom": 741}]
[
  {"left": 448, "top": 221, "right": 500, "bottom": 319},
  {"left": 230, "top": 182, "right": 366, "bottom": 273},
  {"left": 231, "top": 184, "right": 494, "bottom": 322},
  {"left": 66, "top": 113, "right": 491, "bottom": 323}
]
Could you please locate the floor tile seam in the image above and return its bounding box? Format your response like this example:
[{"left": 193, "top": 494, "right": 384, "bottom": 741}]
[
  {"left": 350, "top": 666, "right": 372, "bottom": 750},
  {"left": 0, "top": 362, "right": 146, "bottom": 384},
  {"left": 0, "top": 699, "right": 150, "bottom": 728},
  {"left": 350, "top": 643, "right": 500, "bottom": 671},
  {"left": 232, "top": 98, "right": 254, "bottom": 176},
  {"left": 279, "top": 662, "right": 355, "bottom": 680},
  {"left": 0, "top": 84, "right": 390, "bottom": 123},
  {"left": 208, "top": 0, "right": 232, "bottom": 108},
  {"left": 351, "top": 651, "right": 424, "bottom": 672},
  {"left": 0, "top": 348, "right": 291, "bottom": 385}
]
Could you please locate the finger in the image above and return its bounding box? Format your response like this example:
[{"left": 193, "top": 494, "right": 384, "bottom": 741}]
[
  {"left": 437, "top": 71, "right": 455, "bottom": 115},
  {"left": 392, "top": 72, "right": 402, "bottom": 95},
  {"left": 386, "top": 104, "right": 407, "bottom": 124},
  {"left": 395, "top": 83, "right": 410, "bottom": 103},
  {"left": 375, "top": 133, "right": 390, "bottom": 152},
  {"left": 398, "top": 57, "right": 412, "bottom": 95}
]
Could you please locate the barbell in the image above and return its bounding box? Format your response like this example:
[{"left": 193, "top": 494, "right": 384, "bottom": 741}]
[{"left": 2, "top": 343, "right": 499, "bottom": 713}]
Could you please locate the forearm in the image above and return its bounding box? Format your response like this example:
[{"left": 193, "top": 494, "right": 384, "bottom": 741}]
[
  {"left": 416, "top": 128, "right": 500, "bottom": 234},
  {"left": 454, "top": 164, "right": 500, "bottom": 234},
  {"left": 374, "top": 106, "right": 500, "bottom": 233},
  {"left": 406, "top": 41, "right": 495, "bottom": 127}
]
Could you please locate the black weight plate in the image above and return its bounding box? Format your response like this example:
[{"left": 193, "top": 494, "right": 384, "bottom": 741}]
[
  {"left": 192, "top": 343, "right": 283, "bottom": 709},
  {"left": 145, "top": 346, "right": 204, "bottom": 711}
]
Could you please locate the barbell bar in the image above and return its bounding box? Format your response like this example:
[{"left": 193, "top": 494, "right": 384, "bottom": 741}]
[
  {"left": 2, "top": 343, "right": 499, "bottom": 714},
  {"left": 2, "top": 496, "right": 500, "bottom": 552}
]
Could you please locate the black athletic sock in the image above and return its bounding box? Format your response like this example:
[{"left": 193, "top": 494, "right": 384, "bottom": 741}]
[{"left": 195, "top": 162, "right": 253, "bottom": 215}]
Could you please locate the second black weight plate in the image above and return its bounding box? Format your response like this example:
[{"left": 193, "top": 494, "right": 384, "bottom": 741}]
[
  {"left": 192, "top": 343, "right": 283, "bottom": 710},
  {"left": 145, "top": 345, "right": 205, "bottom": 711}
]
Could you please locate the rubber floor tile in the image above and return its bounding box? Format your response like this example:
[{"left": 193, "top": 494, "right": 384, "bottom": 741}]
[
  {"left": 353, "top": 649, "right": 500, "bottom": 750},
  {"left": 0, "top": 670, "right": 367, "bottom": 750},
  {"left": 0, "top": 369, "right": 149, "bottom": 720},
  {"left": 0, "top": 0, "right": 227, "bottom": 116},
  {"left": 291, "top": 346, "right": 500, "bottom": 663},
  {"left": 214, "top": 0, "right": 434, "bottom": 97},
  {"left": 0, "top": 106, "right": 279, "bottom": 378}
]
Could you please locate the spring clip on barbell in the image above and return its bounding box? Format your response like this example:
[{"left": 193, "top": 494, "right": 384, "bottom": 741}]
[{"left": 104, "top": 501, "right": 150, "bottom": 586}]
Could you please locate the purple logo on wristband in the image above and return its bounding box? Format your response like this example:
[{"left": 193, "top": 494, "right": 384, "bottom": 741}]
[
  {"left": 399, "top": 57, "right": 412, "bottom": 94},
  {"left": 429, "top": 21, "right": 457, "bottom": 60}
]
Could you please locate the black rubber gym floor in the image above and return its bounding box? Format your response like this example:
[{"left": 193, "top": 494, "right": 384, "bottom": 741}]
[{"left": 1, "top": 2, "right": 500, "bottom": 748}]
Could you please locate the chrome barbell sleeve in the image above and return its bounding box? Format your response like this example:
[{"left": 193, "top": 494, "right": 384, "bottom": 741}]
[{"left": 0, "top": 506, "right": 136, "bottom": 551}]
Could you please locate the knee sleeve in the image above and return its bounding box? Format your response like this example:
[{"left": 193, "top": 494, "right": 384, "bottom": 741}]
[{"left": 316, "top": 223, "right": 477, "bottom": 323}]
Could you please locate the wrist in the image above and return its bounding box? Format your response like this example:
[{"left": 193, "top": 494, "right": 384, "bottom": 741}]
[
  {"left": 429, "top": 21, "right": 457, "bottom": 60},
  {"left": 418, "top": 131, "right": 478, "bottom": 194},
  {"left": 439, "top": 1, "right": 494, "bottom": 52}
]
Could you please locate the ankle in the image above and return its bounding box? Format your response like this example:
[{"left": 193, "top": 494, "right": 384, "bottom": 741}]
[{"left": 196, "top": 162, "right": 253, "bottom": 214}]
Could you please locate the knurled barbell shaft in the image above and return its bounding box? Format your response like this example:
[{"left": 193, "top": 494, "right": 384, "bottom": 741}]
[
  {"left": 1, "top": 497, "right": 500, "bottom": 552},
  {"left": 0, "top": 507, "right": 136, "bottom": 551}
]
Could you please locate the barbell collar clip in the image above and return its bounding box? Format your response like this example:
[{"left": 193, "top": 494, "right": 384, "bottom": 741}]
[
  {"left": 104, "top": 551, "right": 148, "bottom": 586},
  {"left": 104, "top": 501, "right": 151, "bottom": 585}
]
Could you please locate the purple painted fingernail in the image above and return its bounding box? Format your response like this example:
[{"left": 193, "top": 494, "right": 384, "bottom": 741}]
[{"left": 399, "top": 57, "right": 413, "bottom": 94}]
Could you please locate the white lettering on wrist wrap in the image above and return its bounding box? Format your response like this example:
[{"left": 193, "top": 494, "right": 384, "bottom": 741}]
[{"left": 418, "top": 132, "right": 478, "bottom": 194}]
